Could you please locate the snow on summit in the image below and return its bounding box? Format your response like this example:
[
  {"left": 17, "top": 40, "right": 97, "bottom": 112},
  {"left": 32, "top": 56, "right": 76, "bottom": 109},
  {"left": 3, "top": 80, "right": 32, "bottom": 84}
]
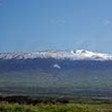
[
  {"left": 0, "top": 50, "right": 112, "bottom": 61},
  {"left": 71, "top": 49, "right": 112, "bottom": 60}
]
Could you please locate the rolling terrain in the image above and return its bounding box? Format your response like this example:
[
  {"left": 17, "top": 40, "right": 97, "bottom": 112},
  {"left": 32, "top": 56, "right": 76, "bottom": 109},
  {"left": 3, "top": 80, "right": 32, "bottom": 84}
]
[{"left": 0, "top": 49, "right": 112, "bottom": 100}]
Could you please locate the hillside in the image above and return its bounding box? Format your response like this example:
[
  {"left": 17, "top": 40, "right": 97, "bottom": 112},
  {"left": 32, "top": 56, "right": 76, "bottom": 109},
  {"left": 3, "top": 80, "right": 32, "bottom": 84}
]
[{"left": 0, "top": 50, "right": 112, "bottom": 99}]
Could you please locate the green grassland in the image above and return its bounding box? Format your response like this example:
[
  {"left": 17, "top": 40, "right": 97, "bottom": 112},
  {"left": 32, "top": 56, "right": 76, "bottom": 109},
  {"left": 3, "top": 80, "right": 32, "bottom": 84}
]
[{"left": 0, "top": 103, "right": 112, "bottom": 112}]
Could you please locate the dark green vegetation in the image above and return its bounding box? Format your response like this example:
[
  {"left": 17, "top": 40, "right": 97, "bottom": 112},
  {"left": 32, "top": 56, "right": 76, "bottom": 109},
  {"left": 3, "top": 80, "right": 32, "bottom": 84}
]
[
  {"left": 0, "top": 96, "right": 112, "bottom": 112},
  {"left": 0, "top": 102, "right": 112, "bottom": 112}
]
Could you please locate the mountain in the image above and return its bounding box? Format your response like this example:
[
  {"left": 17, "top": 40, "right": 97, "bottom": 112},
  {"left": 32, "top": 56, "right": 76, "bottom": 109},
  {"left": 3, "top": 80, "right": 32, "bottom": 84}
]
[
  {"left": 0, "top": 49, "right": 112, "bottom": 60},
  {"left": 0, "top": 49, "right": 112, "bottom": 98}
]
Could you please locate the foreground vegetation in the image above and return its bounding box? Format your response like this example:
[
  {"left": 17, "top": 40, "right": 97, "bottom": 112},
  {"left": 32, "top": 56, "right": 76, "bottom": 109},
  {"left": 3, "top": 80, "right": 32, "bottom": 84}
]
[
  {"left": 0, "top": 95, "right": 112, "bottom": 112},
  {"left": 0, "top": 102, "right": 112, "bottom": 112}
]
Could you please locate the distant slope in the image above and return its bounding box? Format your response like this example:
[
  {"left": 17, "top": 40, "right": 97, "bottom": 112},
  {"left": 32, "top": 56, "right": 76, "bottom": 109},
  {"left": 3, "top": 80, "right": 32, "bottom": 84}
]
[{"left": 0, "top": 50, "right": 112, "bottom": 97}]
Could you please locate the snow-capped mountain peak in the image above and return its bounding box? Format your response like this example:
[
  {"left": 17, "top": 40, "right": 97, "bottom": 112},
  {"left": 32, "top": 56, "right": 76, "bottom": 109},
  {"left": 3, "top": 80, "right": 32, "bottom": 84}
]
[
  {"left": 0, "top": 49, "right": 112, "bottom": 60},
  {"left": 71, "top": 49, "right": 112, "bottom": 60}
]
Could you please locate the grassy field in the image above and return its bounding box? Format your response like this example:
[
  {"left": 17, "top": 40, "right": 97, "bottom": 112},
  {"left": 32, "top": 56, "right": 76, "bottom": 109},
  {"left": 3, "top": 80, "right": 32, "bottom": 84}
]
[{"left": 0, "top": 103, "right": 112, "bottom": 112}]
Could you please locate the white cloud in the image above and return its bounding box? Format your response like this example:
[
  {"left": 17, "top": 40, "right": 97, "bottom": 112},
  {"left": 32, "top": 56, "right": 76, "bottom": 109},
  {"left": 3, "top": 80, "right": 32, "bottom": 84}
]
[
  {"left": 53, "top": 64, "right": 61, "bottom": 69},
  {"left": 103, "top": 19, "right": 111, "bottom": 26},
  {"left": 50, "top": 17, "right": 67, "bottom": 25}
]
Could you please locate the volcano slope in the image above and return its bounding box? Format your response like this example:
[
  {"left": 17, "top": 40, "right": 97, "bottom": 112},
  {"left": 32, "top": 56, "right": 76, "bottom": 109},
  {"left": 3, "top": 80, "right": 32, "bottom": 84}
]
[{"left": 0, "top": 50, "right": 112, "bottom": 102}]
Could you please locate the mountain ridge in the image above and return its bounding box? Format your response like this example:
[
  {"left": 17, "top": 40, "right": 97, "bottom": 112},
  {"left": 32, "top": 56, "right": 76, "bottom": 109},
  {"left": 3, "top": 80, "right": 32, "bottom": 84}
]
[{"left": 0, "top": 49, "right": 112, "bottom": 61}]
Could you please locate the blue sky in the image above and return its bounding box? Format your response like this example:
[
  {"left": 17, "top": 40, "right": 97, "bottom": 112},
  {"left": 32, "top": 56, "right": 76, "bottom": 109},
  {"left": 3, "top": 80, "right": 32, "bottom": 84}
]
[{"left": 1, "top": 0, "right": 112, "bottom": 53}]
